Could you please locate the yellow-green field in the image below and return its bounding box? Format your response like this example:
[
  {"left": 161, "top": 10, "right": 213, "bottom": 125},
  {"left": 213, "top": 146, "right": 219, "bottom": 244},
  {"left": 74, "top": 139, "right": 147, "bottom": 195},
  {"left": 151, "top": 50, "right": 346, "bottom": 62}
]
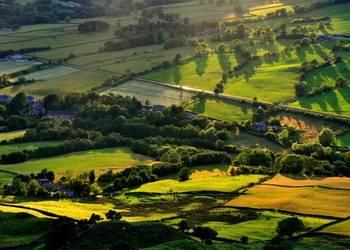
[
  {"left": 0, "top": 140, "right": 65, "bottom": 155},
  {"left": 322, "top": 219, "right": 350, "bottom": 237},
  {"left": 0, "top": 147, "right": 153, "bottom": 177},
  {"left": 0, "top": 130, "right": 26, "bottom": 142},
  {"left": 131, "top": 174, "right": 265, "bottom": 193}
]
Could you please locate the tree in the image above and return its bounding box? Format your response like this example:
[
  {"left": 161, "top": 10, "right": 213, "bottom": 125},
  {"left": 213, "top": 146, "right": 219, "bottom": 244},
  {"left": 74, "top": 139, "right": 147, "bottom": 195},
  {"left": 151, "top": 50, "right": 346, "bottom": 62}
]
[
  {"left": 318, "top": 128, "right": 336, "bottom": 147},
  {"left": 178, "top": 167, "right": 191, "bottom": 181},
  {"left": 277, "top": 217, "right": 305, "bottom": 239},
  {"left": 178, "top": 219, "right": 190, "bottom": 232},
  {"left": 193, "top": 226, "right": 218, "bottom": 242},
  {"left": 105, "top": 210, "right": 122, "bottom": 221},
  {"left": 294, "top": 81, "right": 307, "bottom": 97},
  {"left": 89, "top": 170, "right": 96, "bottom": 184},
  {"left": 8, "top": 92, "right": 26, "bottom": 115},
  {"left": 280, "top": 154, "right": 305, "bottom": 174}
]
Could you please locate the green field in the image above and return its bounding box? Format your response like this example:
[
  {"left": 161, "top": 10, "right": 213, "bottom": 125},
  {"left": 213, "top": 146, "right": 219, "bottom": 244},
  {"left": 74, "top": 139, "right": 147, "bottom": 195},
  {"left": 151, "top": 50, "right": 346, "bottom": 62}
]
[
  {"left": 144, "top": 53, "right": 237, "bottom": 91},
  {"left": 203, "top": 211, "right": 332, "bottom": 241},
  {"left": 289, "top": 87, "right": 350, "bottom": 117},
  {"left": 10, "top": 65, "right": 78, "bottom": 82},
  {"left": 0, "top": 140, "right": 64, "bottom": 155},
  {"left": 223, "top": 43, "right": 330, "bottom": 102},
  {"left": 0, "top": 70, "right": 109, "bottom": 97},
  {"left": 337, "top": 132, "right": 350, "bottom": 147},
  {"left": 0, "top": 130, "right": 26, "bottom": 142},
  {"left": 0, "top": 61, "right": 41, "bottom": 76},
  {"left": 0, "top": 147, "right": 152, "bottom": 177},
  {"left": 131, "top": 174, "right": 265, "bottom": 193},
  {"left": 0, "top": 171, "right": 16, "bottom": 185},
  {"left": 189, "top": 97, "right": 254, "bottom": 123}
]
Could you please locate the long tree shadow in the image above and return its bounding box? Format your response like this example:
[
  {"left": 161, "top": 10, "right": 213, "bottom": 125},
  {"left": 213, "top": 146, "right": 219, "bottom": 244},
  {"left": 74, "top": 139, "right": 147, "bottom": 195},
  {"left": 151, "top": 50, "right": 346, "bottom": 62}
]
[
  {"left": 338, "top": 86, "right": 350, "bottom": 106},
  {"left": 172, "top": 65, "right": 182, "bottom": 85},
  {"left": 195, "top": 55, "right": 209, "bottom": 77},
  {"left": 217, "top": 53, "right": 232, "bottom": 73},
  {"left": 323, "top": 90, "right": 342, "bottom": 114}
]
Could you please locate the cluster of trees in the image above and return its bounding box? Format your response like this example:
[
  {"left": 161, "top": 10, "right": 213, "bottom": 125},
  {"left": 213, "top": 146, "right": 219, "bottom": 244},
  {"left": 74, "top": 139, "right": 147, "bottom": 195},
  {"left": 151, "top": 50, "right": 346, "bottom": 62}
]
[
  {"left": 1, "top": 168, "right": 102, "bottom": 198},
  {"left": 104, "top": 7, "right": 196, "bottom": 51},
  {"left": 78, "top": 20, "right": 110, "bottom": 33},
  {"left": 0, "top": 0, "right": 105, "bottom": 29},
  {"left": 210, "top": 23, "right": 248, "bottom": 42}
]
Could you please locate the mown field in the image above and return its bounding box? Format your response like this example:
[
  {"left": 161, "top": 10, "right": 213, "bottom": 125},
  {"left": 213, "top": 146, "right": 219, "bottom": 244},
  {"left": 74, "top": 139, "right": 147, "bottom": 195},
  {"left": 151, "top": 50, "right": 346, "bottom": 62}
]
[
  {"left": 103, "top": 79, "right": 195, "bottom": 106},
  {"left": 0, "top": 147, "right": 153, "bottom": 177}
]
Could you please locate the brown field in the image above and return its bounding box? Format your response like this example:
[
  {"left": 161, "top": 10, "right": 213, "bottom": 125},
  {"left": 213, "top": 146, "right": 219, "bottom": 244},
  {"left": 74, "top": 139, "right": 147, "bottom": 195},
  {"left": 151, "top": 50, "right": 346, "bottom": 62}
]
[
  {"left": 225, "top": 185, "right": 350, "bottom": 218},
  {"left": 264, "top": 174, "right": 350, "bottom": 190}
]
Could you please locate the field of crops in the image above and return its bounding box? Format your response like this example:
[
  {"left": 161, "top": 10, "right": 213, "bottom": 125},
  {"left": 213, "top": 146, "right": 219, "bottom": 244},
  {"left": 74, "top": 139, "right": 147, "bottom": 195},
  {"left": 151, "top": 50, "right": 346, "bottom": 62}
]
[
  {"left": 226, "top": 184, "right": 350, "bottom": 218},
  {"left": 0, "top": 61, "right": 41, "bottom": 76},
  {"left": 103, "top": 79, "right": 195, "bottom": 106},
  {"left": 0, "top": 147, "right": 152, "bottom": 177}
]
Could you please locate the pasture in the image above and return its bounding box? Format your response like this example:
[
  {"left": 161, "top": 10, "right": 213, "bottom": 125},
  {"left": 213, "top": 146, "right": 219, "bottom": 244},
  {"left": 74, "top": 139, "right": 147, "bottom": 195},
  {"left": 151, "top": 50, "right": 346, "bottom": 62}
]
[
  {"left": 0, "top": 140, "right": 65, "bottom": 155},
  {"left": 337, "top": 132, "right": 350, "bottom": 147},
  {"left": 225, "top": 185, "right": 350, "bottom": 218},
  {"left": 0, "top": 61, "right": 41, "bottom": 76},
  {"left": 0, "top": 70, "right": 109, "bottom": 97},
  {"left": 202, "top": 211, "right": 332, "bottom": 241},
  {"left": 223, "top": 43, "right": 330, "bottom": 102},
  {"left": 0, "top": 171, "right": 16, "bottom": 185},
  {"left": 189, "top": 97, "right": 254, "bottom": 123},
  {"left": 103, "top": 79, "right": 195, "bottom": 106},
  {"left": 144, "top": 53, "right": 237, "bottom": 91},
  {"left": 10, "top": 66, "right": 78, "bottom": 82},
  {"left": 131, "top": 174, "right": 266, "bottom": 193},
  {"left": 289, "top": 87, "right": 350, "bottom": 117},
  {"left": 0, "top": 147, "right": 153, "bottom": 177}
]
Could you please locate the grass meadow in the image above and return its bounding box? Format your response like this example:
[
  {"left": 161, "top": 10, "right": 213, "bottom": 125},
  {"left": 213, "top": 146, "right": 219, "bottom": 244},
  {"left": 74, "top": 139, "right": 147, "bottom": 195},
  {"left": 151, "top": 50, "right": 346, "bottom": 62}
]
[
  {"left": 131, "top": 174, "right": 265, "bottom": 193},
  {"left": 0, "top": 140, "right": 65, "bottom": 155},
  {"left": 0, "top": 147, "right": 152, "bottom": 177},
  {"left": 202, "top": 210, "right": 332, "bottom": 241}
]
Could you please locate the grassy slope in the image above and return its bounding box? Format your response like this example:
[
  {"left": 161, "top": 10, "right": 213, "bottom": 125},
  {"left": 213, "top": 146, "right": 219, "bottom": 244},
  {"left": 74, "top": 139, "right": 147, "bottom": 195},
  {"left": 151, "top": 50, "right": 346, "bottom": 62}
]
[
  {"left": 322, "top": 219, "right": 350, "bottom": 236},
  {"left": 0, "top": 140, "right": 65, "bottom": 155},
  {"left": 131, "top": 174, "right": 265, "bottom": 193},
  {"left": 0, "top": 171, "right": 16, "bottom": 185},
  {"left": 0, "top": 147, "right": 152, "bottom": 177},
  {"left": 0, "top": 212, "right": 51, "bottom": 248},
  {"left": 203, "top": 211, "right": 332, "bottom": 241}
]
